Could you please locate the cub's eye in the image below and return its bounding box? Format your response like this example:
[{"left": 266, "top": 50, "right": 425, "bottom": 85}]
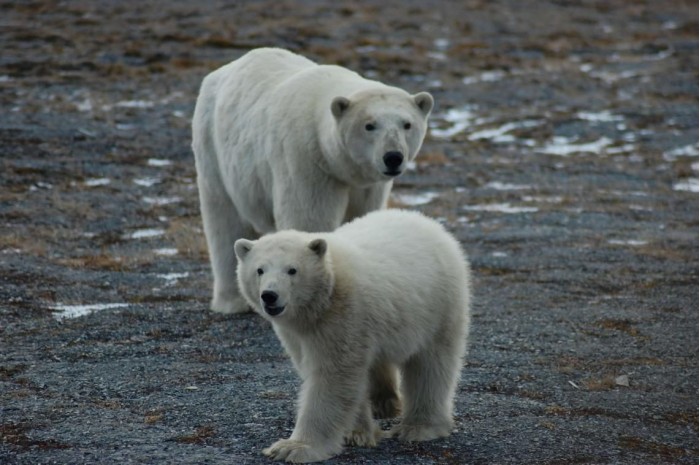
[
  {"left": 403, "top": 122, "right": 412, "bottom": 130},
  {"left": 256, "top": 268, "right": 264, "bottom": 276},
  {"left": 288, "top": 268, "right": 297, "bottom": 276},
  {"left": 365, "top": 123, "right": 376, "bottom": 131}
]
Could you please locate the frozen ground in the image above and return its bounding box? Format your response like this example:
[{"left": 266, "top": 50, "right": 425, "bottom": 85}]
[{"left": 1, "top": 1, "right": 698, "bottom": 464}]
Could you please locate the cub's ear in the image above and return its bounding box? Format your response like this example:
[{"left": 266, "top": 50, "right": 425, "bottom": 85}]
[
  {"left": 234, "top": 239, "right": 255, "bottom": 261},
  {"left": 331, "top": 97, "right": 351, "bottom": 120},
  {"left": 308, "top": 238, "right": 327, "bottom": 257},
  {"left": 413, "top": 92, "right": 434, "bottom": 117}
]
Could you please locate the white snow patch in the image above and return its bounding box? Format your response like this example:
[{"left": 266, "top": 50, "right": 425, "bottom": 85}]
[
  {"left": 468, "top": 120, "right": 542, "bottom": 143},
  {"left": 154, "top": 248, "right": 178, "bottom": 256},
  {"left": 133, "top": 177, "right": 161, "bottom": 187},
  {"left": 430, "top": 106, "right": 478, "bottom": 139},
  {"left": 52, "top": 303, "right": 128, "bottom": 320},
  {"left": 576, "top": 111, "right": 624, "bottom": 122},
  {"left": 115, "top": 100, "right": 155, "bottom": 109},
  {"left": 608, "top": 239, "right": 648, "bottom": 246},
  {"left": 75, "top": 98, "right": 93, "bottom": 112},
  {"left": 606, "top": 144, "right": 636, "bottom": 155},
  {"left": 521, "top": 195, "right": 564, "bottom": 203},
  {"left": 125, "top": 228, "right": 166, "bottom": 240},
  {"left": 434, "top": 38, "right": 450, "bottom": 50},
  {"left": 463, "top": 203, "right": 538, "bottom": 214},
  {"left": 147, "top": 158, "right": 171, "bottom": 167},
  {"left": 673, "top": 178, "right": 699, "bottom": 192},
  {"left": 393, "top": 191, "right": 440, "bottom": 206},
  {"left": 84, "top": 177, "right": 111, "bottom": 187},
  {"left": 538, "top": 136, "right": 613, "bottom": 156},
  {"left": 590, "top": 69, "right": 640, "bottom": 83},
  {"left": 143, "top": 196, "right": 181, "bottom": 206},
  {"left": 156, "top": 272, "right": 189, "bottom": 286},
  {"left": 484, "top": 181, "right": 532, "bottom": 191},
  {"left": 462, "top": 70, "right": 506, "bottom": 85},
  {"left": 663, "top": 144, "right": 698, "bottom": 161}
]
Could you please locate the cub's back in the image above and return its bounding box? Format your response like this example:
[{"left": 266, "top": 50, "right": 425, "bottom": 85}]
[{"left": 333, "top": 209, "right": 467, "bottom": 278}]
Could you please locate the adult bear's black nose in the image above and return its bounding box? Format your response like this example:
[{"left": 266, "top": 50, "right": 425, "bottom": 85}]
[
  {"left": 383, "top": 151, "right": 404, "bottom": 171},
  {"left": 261, "top": 290, "right": 278, "bottom": 305}
]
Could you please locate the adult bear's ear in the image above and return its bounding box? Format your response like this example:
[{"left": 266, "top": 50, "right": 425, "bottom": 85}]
[
  {"left": 308, "top": 238, "right": 327, "bottom": 257},
  {"left": 413, "top": 92, "right": 434, "bottom": 117},
  {"left": 331, "top": 97, "right": 351, "bottom": 120},
  {"left": 234, "top": 239, "right": 255, "bottom": 261}
]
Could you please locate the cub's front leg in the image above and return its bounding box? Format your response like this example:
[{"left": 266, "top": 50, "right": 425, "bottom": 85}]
[{"left": 264, "top": 357, "right": 370, "bottom": 462}]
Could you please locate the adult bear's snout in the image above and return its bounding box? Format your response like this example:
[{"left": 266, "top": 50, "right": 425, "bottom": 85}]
[{"left": 383, "top": 151, "right": 404, "bottom": 175}]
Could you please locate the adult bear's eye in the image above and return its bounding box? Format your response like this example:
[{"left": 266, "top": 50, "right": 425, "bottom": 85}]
[
  {"left": 288, "top": 268, "right": 297, "bottom": 276},
  {"left": 257, "top": 268, "right": 264, "bottom": 276},
  {"left": 403, "top": 122, "right": 411, "bottom": 130},
  {"left": 365, "top": 123, "right": 376, "bottom": 131}
]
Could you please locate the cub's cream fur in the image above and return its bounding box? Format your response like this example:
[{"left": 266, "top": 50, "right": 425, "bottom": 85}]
[
  {"left": 235, "top": 209, "right": 471, "bottom": 463},
  {"left": 192, "top": 47, "right": 433, "bottom": 315}
]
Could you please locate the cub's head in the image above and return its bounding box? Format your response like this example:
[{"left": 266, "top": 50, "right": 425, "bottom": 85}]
[
  {"left": 234, "top": 231, "right": 333, "bottom": 325},
  {"left": 331, "top": 89, "right": 433, "bottom": 182}
]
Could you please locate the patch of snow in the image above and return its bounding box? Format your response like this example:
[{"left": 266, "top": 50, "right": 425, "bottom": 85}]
[
  {"left": 156, "top": 272, "right": 189, "bottom": 286},
  {"left": 462, "top": 203, "right": 538, "bottom": 214},
  {"left": 52, "top": 303, "right": 128, "bottom": 320},
  {"left": 133, "top": 177, "right": 161, "bottom": 187},
  {"left": 143, "top": 196, "right": 181, "bottom": 206},
  {"left": 430, "top": 106, "right": 478, "bottom": 139},
  {"left": 468, "top": 120, "right": 542, "bottom": 143},
  {"left": 115, "top": 100, "right": 155, "bottom": 109},
  {"left": 462, "top": 70, "right": 506, "bottom": 85},
  {"left": 538, "top": 136, "right": 613, "bottom": 156},
  {"left": 154, "top": 248, "right": 178, "bottom": 256},
  {"left": 672, "top": 178, "right": 699, "bottom": 192},
  {"left": 484, "top": 181, "right": 532, "bottom": 191},
  {"left": 576, "top": 111, "right": 624, "bottom": 122},
  {"left": 147, "top": 158, "right": 171, "bottom": 167},
  {"left": 125, "top": 228, "right": 166, "bottom": 240},
  {"left": 608, "top": 239, "right": 648, "bottom": 246},
  {"left": 393, "top": 191, "right": 440, "bottom": 206},
  {"left": 84, "top": 178, "right": 111, "bottom": 187},
  {"left": 663, "top": 144, "right": 698, "bottom": 161}
]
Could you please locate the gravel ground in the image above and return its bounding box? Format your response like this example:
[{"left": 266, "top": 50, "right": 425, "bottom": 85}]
[{"left": 1, "top": 1, "right": 698, "bottom": 464}]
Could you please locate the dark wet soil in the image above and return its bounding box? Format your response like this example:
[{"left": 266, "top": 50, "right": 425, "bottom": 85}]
[{"left": 1, "top": 1, "right": 698, "bottom": 464}]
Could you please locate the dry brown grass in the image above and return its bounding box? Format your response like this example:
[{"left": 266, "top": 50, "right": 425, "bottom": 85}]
[{"left": 167, "top": 216, "right": 208, "bottom": 261}]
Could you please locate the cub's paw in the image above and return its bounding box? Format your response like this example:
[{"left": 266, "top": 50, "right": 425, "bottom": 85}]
[
  {"left": 392, "top": 422, "right": 453, "bottom": 442},
  {"left": 344, "top": 426, "right": 381, "bottom": 448},
  {"left": 263, "top": 439, "right": 335, "bottom": 463},
  {"left": 211, "top": 294, "right": 250, "bottom": 314}
]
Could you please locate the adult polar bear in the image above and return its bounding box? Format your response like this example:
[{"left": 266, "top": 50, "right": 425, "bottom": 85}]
[{"left": 192, "top": 47, "right": 434, "bottom": 316}]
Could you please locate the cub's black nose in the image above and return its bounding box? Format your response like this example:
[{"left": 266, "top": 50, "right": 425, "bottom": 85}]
[
  {"left": 261, "top": 290, "right": 278, "bottom": 305},
  {"left": 383, "top": 151, "right": 404, "bottom": 171}
]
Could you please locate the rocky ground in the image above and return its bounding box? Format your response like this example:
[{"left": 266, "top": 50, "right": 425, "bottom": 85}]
[{"left": 1, "top": 1, "right": 698, "bottom": 464}]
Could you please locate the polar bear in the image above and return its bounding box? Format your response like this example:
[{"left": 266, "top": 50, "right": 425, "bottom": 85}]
[
  {"left": 234, "top": 209, "right": 471, "bottom": 463},
  {"left": 191, "top": 47, "right": 434, "bottom": 316}
]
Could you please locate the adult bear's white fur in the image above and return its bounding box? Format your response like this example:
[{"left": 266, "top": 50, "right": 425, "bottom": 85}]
[
  {"left": 235, "top": 209, "right": 471, "bottom": 463},
  {"left": 192, "top": 47, "right": 433, "bottom": 315}
]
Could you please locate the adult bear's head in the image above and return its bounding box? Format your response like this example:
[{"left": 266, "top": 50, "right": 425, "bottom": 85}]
[{"left": 331, "top": 88, "right": 433, "bottom": 183}]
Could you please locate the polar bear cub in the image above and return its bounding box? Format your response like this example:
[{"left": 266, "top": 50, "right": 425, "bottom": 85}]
[
  {"left": 192, "top": 47, "right": 433, "bottom": 315},
  {"left": 235, "top": 209, "right": 471, "bottom": 463}
]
